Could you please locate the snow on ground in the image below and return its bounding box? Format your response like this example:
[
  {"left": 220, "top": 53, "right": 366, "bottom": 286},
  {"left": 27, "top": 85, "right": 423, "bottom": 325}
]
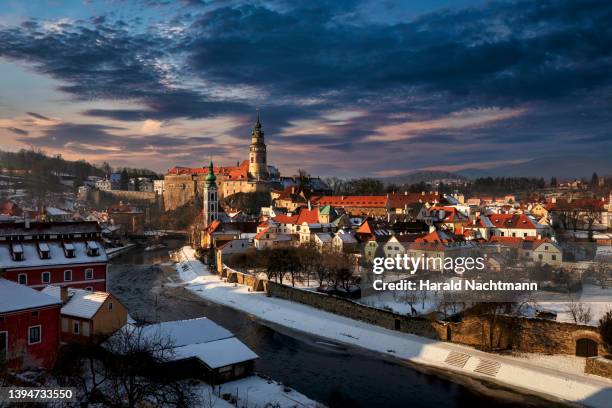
[
  {"left": 172, "top": 246, "right": 612, "bottom": 408},
  {"left": 534, "top": 284, "right": 612, "bottom": 326},
  {"left": 358, "top": 277, "right": 466, "bottom": 316},
  {"left": 513, "top": 353, "right": 587, "bottom": 376},
  {"left": 215, "top": 375, "right": 323, "bottom": 408}
]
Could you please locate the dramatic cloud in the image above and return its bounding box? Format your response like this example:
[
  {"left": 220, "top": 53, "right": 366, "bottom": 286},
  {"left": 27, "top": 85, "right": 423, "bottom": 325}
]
[{"left": 0, "top": 0, "right": 610, "bottom": 176}]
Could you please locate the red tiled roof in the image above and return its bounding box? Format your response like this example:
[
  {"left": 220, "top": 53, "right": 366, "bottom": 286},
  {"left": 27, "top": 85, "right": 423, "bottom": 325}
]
[
  {"left": 312, "top": 196, "right": 388, "bottom": 207},
  {"left": 166, "top": 160, "right": 249, "bottom": 178},
  {"left": 254, "top": 227, "right": 269, "bottom": 240},
  {"left": 488, "top": 214, "right": 537, "bottom": 229},
  {"left": 414, "top": 230, "right": 455, "bottom": 244},
  {"left": 429, "top": 206, "right": 466, "bottom": 223},
  {"left": 387, "top": 192, "right": 439, "bottom": 208},
  {"left": 488, "top": 236, "right": 525, "bottom": 248},
  {"left": 356, "top": 218, "right": 375, "bottom": 234},
  {"left": 273, "top": 214, "right": 299, "bottom": 224},
  {"left": 296, "top": 208, "right": 319, "bottom": 225}
]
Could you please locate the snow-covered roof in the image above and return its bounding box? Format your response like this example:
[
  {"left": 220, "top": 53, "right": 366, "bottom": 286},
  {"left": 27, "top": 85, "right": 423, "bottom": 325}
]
[
  {"left": 46, "top": 207, "right": 70, "bottom": 216},
  {"left": 314, "top": 233, "right": 333, "bottom": 243},
  {"left": 174, "top": 337, "right": 258, "bottom": 369},
  {"left": 0, "top": 279, "right": 61, "bottom": 313},
  {"left": 138, "top": 318, "right": 234, "bottom": 347},
  {"left": 113, "top": 317, "right": 258, "bottom": 368},
  {"left": 335, "top": 232, "right": 357, "bottom": 243},
  {"left": 42, "top": 286, "right": 110, "bottom": 319},
  {"left": 0, "top": 241, "right": 107, "bottom": 269}
]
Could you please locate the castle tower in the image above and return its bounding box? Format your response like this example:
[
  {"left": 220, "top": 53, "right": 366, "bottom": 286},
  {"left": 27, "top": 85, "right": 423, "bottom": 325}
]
[
  {"left": 203, "top": 161, "right": 218, "bottom": 227},
  {"left": 248, "top": 115, "right": 268, "bottom": 180}
]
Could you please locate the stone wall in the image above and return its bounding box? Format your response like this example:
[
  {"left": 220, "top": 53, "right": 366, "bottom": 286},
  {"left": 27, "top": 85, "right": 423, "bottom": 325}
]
[
  {"left": 510, "top": 317, "right": 604, "bottom": 355},
  {"left": 102, "top": 189, "right": 158, "bottom": 202},
  {"left": 267, "top": 281, "right": 440, "bottom": 338},
  {"left": 163, "top": 174, "right": 197, "bottom": 211},
  {"left": 267, "top": 281, "right": 604, "bottom": 355},
  {"left": 585, "top": 357, "right": 612, "bottom": 379},
  {"left": 224, "top": 266, "right": 265, "bottom": 291}
]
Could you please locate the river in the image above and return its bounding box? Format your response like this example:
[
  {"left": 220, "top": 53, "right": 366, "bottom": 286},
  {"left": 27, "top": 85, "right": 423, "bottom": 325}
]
[{"left": 107, "top": 239, "right": 564, "bottom": 408}]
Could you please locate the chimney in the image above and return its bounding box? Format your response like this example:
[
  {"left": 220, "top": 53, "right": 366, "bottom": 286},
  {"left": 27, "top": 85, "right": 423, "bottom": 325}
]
[{"left": 60, "top": 286, "right": 69, "bottom": 303}]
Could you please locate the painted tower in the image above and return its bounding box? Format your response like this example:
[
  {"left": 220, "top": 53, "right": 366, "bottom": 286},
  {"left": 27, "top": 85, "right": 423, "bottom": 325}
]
[
  {"left": 248, "top": 116, "right": 269, "bottom": 180},
  {"left": 203, "top": 161, "right": 219, "bottom": 227}
]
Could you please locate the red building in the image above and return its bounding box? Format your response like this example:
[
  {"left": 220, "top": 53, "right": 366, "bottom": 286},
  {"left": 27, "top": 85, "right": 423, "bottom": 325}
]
[
  {"left": 0, "top": 279, "right": 62, "bottom": 370},
  {"left": 0, "top": 221, "right": 107, "bottom": 292}
]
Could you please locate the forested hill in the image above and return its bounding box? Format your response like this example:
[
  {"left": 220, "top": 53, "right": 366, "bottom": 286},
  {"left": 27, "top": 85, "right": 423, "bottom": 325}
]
[{"left": 0, "top": 149, "right": 105, "bottom": 179}]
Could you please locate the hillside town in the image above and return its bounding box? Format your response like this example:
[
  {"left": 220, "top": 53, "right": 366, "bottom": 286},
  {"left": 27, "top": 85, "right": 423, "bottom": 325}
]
[{"left": 1, "top": 117, "right": 612, "bottom": 407}]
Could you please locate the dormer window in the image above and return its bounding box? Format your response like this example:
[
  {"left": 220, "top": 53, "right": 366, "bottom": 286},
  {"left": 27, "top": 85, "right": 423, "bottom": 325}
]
[
  {"left": 86, "top": 241, "right": 99, "bottom": 257},
  {"left": 63, "top": 242, "right": 76, "bottom": 258},
  {"left": 38, "top": 242, "right": 51, "bottom": 260},
  {"left": 11, "top": 243, "right": 24, "bottom": 261}
]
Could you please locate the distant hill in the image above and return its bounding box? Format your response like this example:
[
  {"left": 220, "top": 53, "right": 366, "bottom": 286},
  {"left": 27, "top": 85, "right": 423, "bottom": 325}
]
[
  {"left": 457, "top": 154, "right": 612, "bottom": 179},
  {"left": 381, "top": 170, "right": 466, "bottom": 185}
]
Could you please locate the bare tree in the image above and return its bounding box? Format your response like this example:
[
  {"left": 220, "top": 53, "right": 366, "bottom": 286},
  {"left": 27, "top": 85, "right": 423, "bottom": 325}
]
[
  {"left": 593, "top": 262, "right": 611, "bottom": 289},
  {"left": 567, "top": 297, "right": 593, "bottom": 325},
  {"left": 54, "top": 325, "right": 201, "bottom": 408}
]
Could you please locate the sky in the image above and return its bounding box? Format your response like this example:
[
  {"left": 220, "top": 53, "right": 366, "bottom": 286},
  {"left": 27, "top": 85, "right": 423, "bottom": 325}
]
[{"left": 0, "top": 0, "right": 610, "bottom": 177}]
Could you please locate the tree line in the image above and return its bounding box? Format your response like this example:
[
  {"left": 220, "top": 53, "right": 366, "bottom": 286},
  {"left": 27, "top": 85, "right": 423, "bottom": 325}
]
[{"left": 227, "top": 245, "right": 360, "bottom": 292}]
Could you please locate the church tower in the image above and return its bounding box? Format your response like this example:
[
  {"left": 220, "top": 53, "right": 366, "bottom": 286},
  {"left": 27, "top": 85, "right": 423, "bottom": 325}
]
[
  {"left": 203, "top": 161, "right": 218, "bottom": 227},
  {"left": 248, "top": 115, "right": 268, "bottom": 180}
]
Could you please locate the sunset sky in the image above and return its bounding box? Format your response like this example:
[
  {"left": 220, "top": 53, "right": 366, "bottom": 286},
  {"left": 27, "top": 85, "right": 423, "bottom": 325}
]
[{"left": 0, "top": 0, "right": 610, "bottom": 177}]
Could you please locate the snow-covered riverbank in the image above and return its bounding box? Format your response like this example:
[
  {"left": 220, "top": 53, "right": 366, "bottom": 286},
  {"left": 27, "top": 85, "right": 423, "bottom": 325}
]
[{"left": 172, "top": 246, "right": 612, "bottom": 408}]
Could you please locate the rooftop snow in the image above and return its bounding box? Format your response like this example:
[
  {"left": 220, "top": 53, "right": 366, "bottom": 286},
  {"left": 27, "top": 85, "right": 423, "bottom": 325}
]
[
  {"left": 0, "top": 279, "right": 61, "bottom": 313},
  {"left": 174, "top": 337, "right": 258, "bottom": 368},
  {"left": 0, "top": 241, "right": 107, "bottom": 268},
  {"left": 42, "top": 286, "right": 109, "bottom": 319},
  {"left": 138, "top": 317, "right": 234, "bottom": 347}
]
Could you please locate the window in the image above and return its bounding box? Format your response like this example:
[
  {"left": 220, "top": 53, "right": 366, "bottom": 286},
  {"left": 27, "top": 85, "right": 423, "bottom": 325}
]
[
  {"left": 41, "top": 272, "right": 51, "bottom": 284},
  {"left": 85, "top": 268, "right": 94, "bottom": 280},
  {"left": 523, "top": 233, "right": 528, "bottom": 237},
  {"left": 64, "top": 270, "right": 72, "bottom": 281},
  {"left": 28, "top": 325, "right": 41, "bottom": 345},
  {"left": 83, "top": 322, "right": 90, "bottom": 337},
  {"left": 73, "top": 322, "right": 79, "bottom": 335},
  {"left": 18, "top": 274, "right": 27, "bottom": 285},
  {"left": 538, "top": 254, "right": 543, "bottom": 260},
  {"left": 545, "top": 245, "right": 549, "bottom": 250},
  {"left": 108, "top": 302, "right": 113, "bottom": 311},
  {"left": 552, "top": 255, "right": 557, "bottom": 261},
  {"left": 62, "top": 318, "right": 68, "bottom": 332},
  {"left": 31, "top": 311, "right": 39, "bottom": 317},
  {"left": 0, "top": 331, "right": 7, "bottom": 363}
]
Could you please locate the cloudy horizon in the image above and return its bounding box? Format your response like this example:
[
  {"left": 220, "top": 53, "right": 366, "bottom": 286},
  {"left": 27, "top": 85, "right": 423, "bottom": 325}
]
[{"left": 0, "top": 0, "right": 611, "bottom": 177}]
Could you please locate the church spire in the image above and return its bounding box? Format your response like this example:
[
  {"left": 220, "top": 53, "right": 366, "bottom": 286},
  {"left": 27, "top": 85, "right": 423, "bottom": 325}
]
[{"left": 203, "top": 160, "right": 218, "bottom": 227}]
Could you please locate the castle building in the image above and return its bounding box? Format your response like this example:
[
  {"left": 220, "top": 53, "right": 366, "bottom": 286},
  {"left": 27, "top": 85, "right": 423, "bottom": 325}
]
[
  {"left": 163, "top": 118, "right": 279, "bottom": 211},
  {"left": 249, "top": 116, "right": 269, "bottom": 181}
]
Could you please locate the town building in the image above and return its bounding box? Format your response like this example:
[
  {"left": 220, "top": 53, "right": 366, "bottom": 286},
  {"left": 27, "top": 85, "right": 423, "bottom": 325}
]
[
  {"left": 0, "top": 279, "right": 62, "bottom": 370},
  {"left": 42, "top": 286, "right": 127, "bottom": 343},
  {"left": 95, "top": 178, "right": 112, "bottom": 191},
  {"left": 107, "top": 203, "right": 145, "bottom": 235},
  {"left": 0, "top": 221, "right": 108, "bottom": 292},
  {"left": 113, "top": 318, "right": 258, "bottom": 384}
]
